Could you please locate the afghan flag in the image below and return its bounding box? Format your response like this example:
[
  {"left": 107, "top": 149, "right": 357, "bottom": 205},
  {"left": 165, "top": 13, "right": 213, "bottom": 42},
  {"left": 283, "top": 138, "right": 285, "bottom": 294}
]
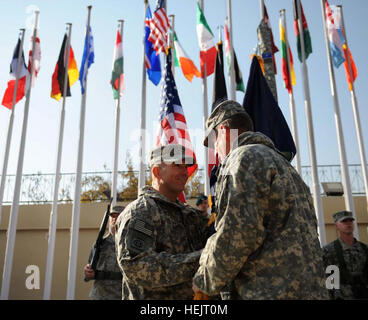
[
  {"left": 293, "top": 0, "right": 312, "bottom": 62},
  {"left": 196, "top": 2, "right": 216, "bottom": 78},
  {"left": 111, "top": 29, "right": 124, "bottom": 99},
  {"left": 2, "top": 38, "right": 30, "bottom": 109},
  {"left": 173, "top": 32, "right": 200, "bottom": 82},
  {"left": 280, "top": 16, "right": 296, "bottom": 93},
  {"left": 51, "top": 34, "right": 79, "bottom": 101},
  {"left": 224, "top": 24, "right": 245, "bottom": 92}
]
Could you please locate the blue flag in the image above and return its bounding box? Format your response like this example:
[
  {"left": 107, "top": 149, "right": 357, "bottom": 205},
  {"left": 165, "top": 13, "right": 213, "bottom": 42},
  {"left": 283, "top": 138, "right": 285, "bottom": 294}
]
[
  {"left": 145, "top": 5, "right": 161, "bottom": 86},
  {"left": 243, "top": 56, "right": 296, "bottom": 161},
  {"left": 79, "top": 26, "right": 94, "bottom": 94}
]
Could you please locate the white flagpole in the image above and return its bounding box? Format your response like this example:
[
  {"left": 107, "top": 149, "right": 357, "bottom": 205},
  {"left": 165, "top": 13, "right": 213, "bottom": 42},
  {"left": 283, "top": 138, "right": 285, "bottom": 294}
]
[
  {"left": 67, "top": 5, "right": 92, "bottom": 300},
  {"left": 280, "top": 9, "right": 302, "bottom": 175},
  {"left": 0, "top": 28, "right": 27, "bottom": 300},
  {"left": 169, "top": 14, "right": 175, "bottom": 77},
  {"left": 43, "top": 23, "right": 72, "bottom": 300},
  {"left": 0, "top": 29, "right": 26, "bottom": 226},
  {"left": 296, "top": 0, "right": 326, "bottom": 246},
  {"left": 338, "top": 5, "right": 368, "bottom": 214},
  {"left": 320, "top": 0, "right": 358, "bottom": 239},
  {"left": 200, "top": 0, "right": 210, "bottom": 197},
  {"left": 226, "top": 0, "right": 236, "bottom": 101},
  {"left": 138, "top": 0, "right": 148, "bottom": 191},
  {"left": 111, "top": 20, "right": 124, "bottom": 207}
]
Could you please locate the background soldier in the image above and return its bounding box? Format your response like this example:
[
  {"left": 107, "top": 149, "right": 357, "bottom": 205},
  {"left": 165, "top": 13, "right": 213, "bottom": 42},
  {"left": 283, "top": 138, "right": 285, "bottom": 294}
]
[
  {"left": 115, "top": 144, "right": 209, "bottom": 299},
  {"left": 192, "top": 100, "right": 328, "bottom": 299},
  {"left": 84, "top": 205, "right": 124, "bottom": 300},
  {"left": 323, "top": 210, "right": 368, "bottom": 299}
]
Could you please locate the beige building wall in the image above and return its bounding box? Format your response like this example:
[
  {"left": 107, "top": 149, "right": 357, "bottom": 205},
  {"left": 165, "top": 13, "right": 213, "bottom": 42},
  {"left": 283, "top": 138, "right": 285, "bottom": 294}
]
[{"left": 0, "top": 196, "right": 367, "bottom": 300}]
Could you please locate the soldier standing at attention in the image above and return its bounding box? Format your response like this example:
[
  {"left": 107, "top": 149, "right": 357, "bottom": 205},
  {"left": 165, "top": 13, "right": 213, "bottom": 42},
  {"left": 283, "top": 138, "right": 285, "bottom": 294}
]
[
  {"left": 84, "top": 206, "right": 124, "bottom": 300},
  {"left": 192, "top": 100, "right": 328, "bottom": 299},
  {"left": 115, "top": 144, "right": 209, "bottom": 300},
  {"left": 323, "top": 211, "right": 368, "bottom": 299}
]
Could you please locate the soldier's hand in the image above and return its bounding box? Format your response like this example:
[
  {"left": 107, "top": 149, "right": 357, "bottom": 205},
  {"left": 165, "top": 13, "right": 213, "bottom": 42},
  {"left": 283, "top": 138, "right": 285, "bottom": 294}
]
[{"left": 84, "top": 264, "right": 95, "bottom": 279}]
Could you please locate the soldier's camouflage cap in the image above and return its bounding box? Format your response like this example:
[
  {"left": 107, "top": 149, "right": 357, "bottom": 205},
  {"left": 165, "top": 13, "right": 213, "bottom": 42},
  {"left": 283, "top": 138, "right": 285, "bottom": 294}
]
[
  {"left": 110, "top": 205, "right": 125, "bottom": 214},
  {"left": 149, "top": 144, "right": 196, "bottom": 167},
  {"left": 203, "top": 100, "right": 250, "bottom": 147},
  {"left": 333, "top": 210, "right": 355, "bottom": 223}
]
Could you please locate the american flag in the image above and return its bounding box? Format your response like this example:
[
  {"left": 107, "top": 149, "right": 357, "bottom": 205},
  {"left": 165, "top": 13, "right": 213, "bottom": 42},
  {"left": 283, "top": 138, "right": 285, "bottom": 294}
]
[
  {"left": 148, "top": 0, "right": 170, "bottom": 55},
  {"left": 156, "top": 49, "right": 197, "bottom": 182}
]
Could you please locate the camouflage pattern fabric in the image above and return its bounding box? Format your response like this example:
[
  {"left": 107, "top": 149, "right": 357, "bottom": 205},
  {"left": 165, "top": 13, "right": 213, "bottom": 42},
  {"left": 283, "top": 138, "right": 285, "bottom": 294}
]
[
  {"left": 257, "top": 19, "right": 278, "bottom": 102},
  {"left": 87, "top": 234, "right": 122, "bottom": 300},
  {"left": 193, "top": 131, "right": 328, "bottom": 299},
  {"left": 323, "top": 238, "right": 368, "bottom": 299},
  {"left": 115, "top": 186, "right": 209, "bottom": 300}
]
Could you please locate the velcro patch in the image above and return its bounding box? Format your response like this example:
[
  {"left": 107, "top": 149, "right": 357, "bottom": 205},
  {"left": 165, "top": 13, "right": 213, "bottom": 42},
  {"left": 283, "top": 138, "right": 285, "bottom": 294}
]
[{"left": 133, "top": 219, "right": 153, "bottom": 237}]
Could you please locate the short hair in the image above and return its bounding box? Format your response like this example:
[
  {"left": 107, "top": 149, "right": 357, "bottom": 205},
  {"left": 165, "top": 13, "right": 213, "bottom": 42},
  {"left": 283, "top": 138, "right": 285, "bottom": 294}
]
[{"left": 220, "top": 113, "right": 254, "bottom": 132}]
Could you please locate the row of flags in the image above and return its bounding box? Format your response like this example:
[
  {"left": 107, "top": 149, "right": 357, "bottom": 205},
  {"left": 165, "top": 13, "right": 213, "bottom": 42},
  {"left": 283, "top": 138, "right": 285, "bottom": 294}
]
[{"left": 0, "top": 0, "right": 360, "bottom": 182}]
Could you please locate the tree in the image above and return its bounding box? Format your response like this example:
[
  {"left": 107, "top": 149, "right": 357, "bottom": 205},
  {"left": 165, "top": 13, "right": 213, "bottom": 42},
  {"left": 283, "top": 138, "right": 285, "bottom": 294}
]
[{"left": 120, "top": 152, "right": 138, "bottom": 200}]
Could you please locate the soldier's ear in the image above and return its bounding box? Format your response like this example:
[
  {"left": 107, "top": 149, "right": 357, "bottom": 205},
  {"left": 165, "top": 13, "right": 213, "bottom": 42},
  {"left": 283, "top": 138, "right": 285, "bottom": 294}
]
[{"left": 152, "top": 165, "right": 161, "bottom": 179}]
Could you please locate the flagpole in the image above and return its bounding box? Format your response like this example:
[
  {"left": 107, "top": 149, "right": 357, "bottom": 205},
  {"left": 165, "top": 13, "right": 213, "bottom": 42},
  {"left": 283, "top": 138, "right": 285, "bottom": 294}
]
[
  {"left": 260, "top": 0, "right": 265, "bottom": 20},
  {"left": 43, "top": 23, "right": 72, "bottom": 300},
  {"left": 296, "top": 0, "right": 326, "bottom": 246},
  {"left": 338, "top": 5, "right": 368, "bottom": 214},
  {"left": 0, "top": 29, "right": 26, "bottom": 227},
  {"left": 111, "top": 20, "right": 124, "bottom": 208},
  {"left": 320, "top": 0, "right": 358, "bottom": 239},
  {"left": 200, "top": 0, "right": 210, "bottom": 197},
  {"left": 280, "top": 9, "right": 302, "bottom": 175},
  {"left": 169, "top": 15, "right": 175, "bottom": 77},
  {"left": 2, "top": 10, "right": 39, "bottom": 300},
  {"left": 138, "top": 0, "right": 148, "bottom": 191},
  {"left": 226, "top": 0, "right": 236, "bottom": 101},
  {"left": 0, "top": 28, "right": 27, "bottom": 300},
  {"left": 67, "top": 5, "right": 92, "bottom": 300}
]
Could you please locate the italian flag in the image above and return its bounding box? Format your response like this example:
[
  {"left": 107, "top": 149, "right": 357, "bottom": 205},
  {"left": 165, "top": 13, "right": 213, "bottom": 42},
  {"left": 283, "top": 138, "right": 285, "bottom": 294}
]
[
  {"left": 280, "top": 18, "right": 296, "bottom": 93},
  {"left": 111, "top": 29, "right": 124, "bottom": 99},
  {"left": 174, "top": 32, "right": 200, "bottom": 82},
  {"left": 196, "top": 3, "right": 216, "bottom": 78}
]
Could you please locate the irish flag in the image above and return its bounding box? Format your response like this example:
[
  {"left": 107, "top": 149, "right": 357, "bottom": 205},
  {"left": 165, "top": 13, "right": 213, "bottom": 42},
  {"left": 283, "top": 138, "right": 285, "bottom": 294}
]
[
  {"left": 196, "top": 3, "right": 216, "bottom": 78},
  {"left": 111, "top": 29, "right": 124, "bottom": 99},
  {"left": 280, "top": 17, "right": 296, "bottom": 93},
  {"left": 174, "top": 32, "right": 200, "bottom": 82}
]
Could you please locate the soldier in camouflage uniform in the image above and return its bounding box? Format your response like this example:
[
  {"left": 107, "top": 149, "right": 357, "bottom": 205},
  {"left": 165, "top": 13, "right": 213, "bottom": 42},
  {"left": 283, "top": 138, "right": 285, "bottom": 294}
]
[
  {"left": 192, "top": 100, "right": 328, "bottom": 299},
  {"left": 323, "top": 211, "right": 368, "bottom": 299},
  {"left": 84, "top": 206, "right": 123, "bottom": 300},
  {"left": 115, "top": 144, "right": 209, "bottom": 299}
]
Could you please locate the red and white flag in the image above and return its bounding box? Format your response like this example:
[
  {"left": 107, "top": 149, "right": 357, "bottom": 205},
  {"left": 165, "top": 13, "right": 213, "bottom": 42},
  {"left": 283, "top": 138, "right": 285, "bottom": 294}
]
[
  {"left": 2, "top": 38, "right": 30, "bottom": 109},
  {"left": 28, "top": 30, "right": 41, "bottom": 87}
]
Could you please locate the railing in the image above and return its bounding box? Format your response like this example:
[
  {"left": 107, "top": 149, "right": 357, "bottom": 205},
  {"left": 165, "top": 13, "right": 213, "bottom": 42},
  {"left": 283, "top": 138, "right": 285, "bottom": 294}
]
[{"left": 0, "top": 164, "right": 366, "bottom": 204}]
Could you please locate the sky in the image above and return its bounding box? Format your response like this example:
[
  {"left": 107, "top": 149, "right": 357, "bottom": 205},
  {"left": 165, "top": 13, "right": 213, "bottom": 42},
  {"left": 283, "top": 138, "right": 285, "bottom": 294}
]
[{"left": 0, "top": 0, "right": 367, "bottom": 177}]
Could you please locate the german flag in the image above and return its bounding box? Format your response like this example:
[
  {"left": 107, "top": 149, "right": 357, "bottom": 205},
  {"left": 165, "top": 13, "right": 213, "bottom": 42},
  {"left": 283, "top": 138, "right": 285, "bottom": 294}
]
[{"left": 51, "top": 34, "right": 79, "bottom": 101}]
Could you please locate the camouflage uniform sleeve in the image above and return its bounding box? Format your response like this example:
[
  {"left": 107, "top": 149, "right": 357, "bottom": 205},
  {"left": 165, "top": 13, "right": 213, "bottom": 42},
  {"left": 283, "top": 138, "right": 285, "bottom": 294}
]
[
  {"left": 193, "top": 152, "right": 268, "bottom": 296},
  {"left": 116, "top": 205, "right": 201, "bottom": 290}
]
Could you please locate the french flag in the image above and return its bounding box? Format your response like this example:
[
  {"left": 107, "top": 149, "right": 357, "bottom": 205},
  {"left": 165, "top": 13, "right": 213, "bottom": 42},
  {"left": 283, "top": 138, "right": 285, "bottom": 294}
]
[{"left": 2, "top": 38, "right": 30, "bottom": 109}]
